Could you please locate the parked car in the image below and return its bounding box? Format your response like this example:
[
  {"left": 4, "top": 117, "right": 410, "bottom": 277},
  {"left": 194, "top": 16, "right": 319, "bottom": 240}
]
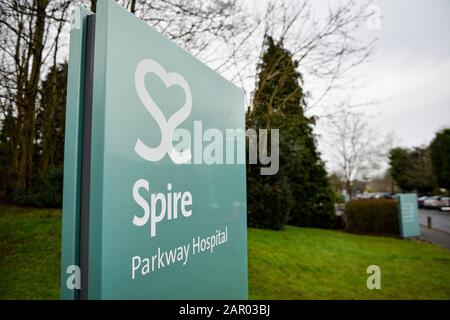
[
  {"left": 357, "top": 192, "right": 371, "bottom": 200},
  {"left": 418, "top": 196, "right": 428, "bottom": 208},
  {"left": 439, "top": 197, "right": 450, "bottom": 211},
  {"left": 423, "top": 196, "right": 441, "bottom": 209},
  {"left": 383, "top": 192, "right": 394, "bottom": 199}
]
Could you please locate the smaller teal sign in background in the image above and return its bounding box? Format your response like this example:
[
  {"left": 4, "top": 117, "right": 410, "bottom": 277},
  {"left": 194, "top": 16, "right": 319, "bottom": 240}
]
[{"left": 397, "top": 194, "right": 420, "bottom": 238}]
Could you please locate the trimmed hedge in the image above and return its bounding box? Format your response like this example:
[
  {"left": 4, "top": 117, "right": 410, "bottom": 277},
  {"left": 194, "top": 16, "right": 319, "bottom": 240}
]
[{"left": 345, "top": 199, "right": 399, "bottom": 235}]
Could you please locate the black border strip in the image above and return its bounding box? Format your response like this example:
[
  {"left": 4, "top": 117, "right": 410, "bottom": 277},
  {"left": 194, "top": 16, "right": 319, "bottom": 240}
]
[
  {"left": 79, "top": 14, "right": 96, "bottom": 300},
  {"left": 2, "top": 300, "right": 448, "bottom": 317}
]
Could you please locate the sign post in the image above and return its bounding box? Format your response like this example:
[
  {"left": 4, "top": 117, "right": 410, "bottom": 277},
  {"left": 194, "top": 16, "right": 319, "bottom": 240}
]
[
  {"left": 60, "top": 6, "right": 93, "bottom": 300},
  {"left": 397, "top": 194, "right": 420, "bottom": 238},
  {"left": 61, "top": 0, "right": 248, "bottom": 299}
]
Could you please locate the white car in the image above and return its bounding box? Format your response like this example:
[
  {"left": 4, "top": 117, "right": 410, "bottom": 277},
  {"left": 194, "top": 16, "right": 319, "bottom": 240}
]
[
  {"left": 439, "top": 197, "right": 450, "bottom": 211},
  {"left": 418, "top": 196, "right": 428, "bottom": 208},
  {"left": 423, "top": 196, "right": 441, "bottom": 208}
]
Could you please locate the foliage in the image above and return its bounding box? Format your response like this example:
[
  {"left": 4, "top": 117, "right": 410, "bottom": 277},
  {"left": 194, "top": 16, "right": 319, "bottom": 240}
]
[
  {"left": 247, "top": 36, "right": 334, "bottom": 230},
  {"left": 389, "top": 147, "right": 436, "bottom": 193},
  {"left": 36, "top": 63, "right": 68, "bottom": 173},
  {"left": 0, "top": 61, "right": 67, "bottom": 203},
  {"left": 246, "top": 168, "right": 292, "bottom": 230},
  {"left": 246, "top": 109, "right": 294, "bottom": 230},
  {"left": 284, "top": 118, "right": 335, "bottom": 228},
  {"left": 333, "top": 191, "right": 345, "bottom": 204},
  {"left": 430, "top": 128, "right": 450, "bottom": 190},
  {"left": 12, "top": 166, "right": 63, "bottom": 208},
  {"left": 0, "top": 105, "right": 16, "bottom": 197},
  {"left": 345, "top": 199, "right": 399, "bottom": 235}
]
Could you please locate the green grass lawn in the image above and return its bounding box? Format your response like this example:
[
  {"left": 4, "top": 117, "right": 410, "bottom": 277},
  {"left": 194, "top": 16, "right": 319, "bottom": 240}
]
[
  {"left": 1, "top": 203, "right": 450, "bottom": 299},
  {"left": 249, "top": 227, "right": 450, "bottom": 299},
  {"left": 0, "top": 204, "right": 61, "bottom": 299}
]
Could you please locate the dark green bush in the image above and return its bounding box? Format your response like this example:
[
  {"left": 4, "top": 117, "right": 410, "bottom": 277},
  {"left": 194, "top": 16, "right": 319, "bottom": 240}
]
[
  {"left": 12, "top": 166, "right": 63, "bottom": 208},
  {"left": 247, "top": 171, "right": 293, "bottom": 230},
  {"left": 345, "top": 199, "right": 399, "bottom": 235}
]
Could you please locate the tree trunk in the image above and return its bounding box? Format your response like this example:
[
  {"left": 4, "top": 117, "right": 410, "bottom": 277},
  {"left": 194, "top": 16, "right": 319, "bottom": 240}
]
[
  {"left": 16, "top": 0, "right": 48, "bottom": 191},
  {"left": 130, "top": 0, "right": 137, "bottom": 14},
  {"left": 91, "top": 0, "right": 97, "bottom": 13},
  {"left": 346, "top": 180, "right": 352, "bottom": 200}
]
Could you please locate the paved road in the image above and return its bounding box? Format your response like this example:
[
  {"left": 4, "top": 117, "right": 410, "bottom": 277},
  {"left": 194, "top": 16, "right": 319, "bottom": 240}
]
[
  {"left": 420, "top": 226, "right": 450, "bottom": 250},
  {"left": 419, "top": 209, "right": 450, "bottom": 234},
  {"left": 419, "top": 209, "right": 450, "bottom": 249}
]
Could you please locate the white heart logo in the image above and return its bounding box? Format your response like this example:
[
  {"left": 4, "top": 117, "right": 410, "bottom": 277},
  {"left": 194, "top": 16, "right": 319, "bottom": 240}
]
[{"left": 134, "top": 59, "right": 192, "bottom": 164}]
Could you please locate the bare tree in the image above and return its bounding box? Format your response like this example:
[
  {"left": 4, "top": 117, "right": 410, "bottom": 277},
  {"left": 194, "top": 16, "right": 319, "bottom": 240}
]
[
  {"left": 217, "top": 0, "right": 377, "bottom": 112},
  {"left": 118, "top": 0, "right": 376, "bottom": 110},
  {"left": 324, "top": 107, "right": 392, "bottom": 199},
  {"left": 0, "top": 0, "right": 71, "bottom": 192},
  {"left": 117, "top": 0, "right": 253, "bottom": 58}
]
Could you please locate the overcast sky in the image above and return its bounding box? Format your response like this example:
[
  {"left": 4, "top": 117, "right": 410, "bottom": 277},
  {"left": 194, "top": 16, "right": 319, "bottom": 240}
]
[
  {"left": 338, "top": 0, "right": 450, "bottom": 148},
  {"left": 305, "top": 0, "right": 450, "bottom": 175},
  {"left": 241, "top": 0, "right": 450, "bottom": 175}
]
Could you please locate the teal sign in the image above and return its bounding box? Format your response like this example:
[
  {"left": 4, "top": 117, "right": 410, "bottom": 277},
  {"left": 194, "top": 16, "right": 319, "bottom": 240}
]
[
  {"left": 61, "top": 0, "right": 247, "bottom": 299},
  {"left": 397, "top": 194, "right": 420, "bottom": 238}
]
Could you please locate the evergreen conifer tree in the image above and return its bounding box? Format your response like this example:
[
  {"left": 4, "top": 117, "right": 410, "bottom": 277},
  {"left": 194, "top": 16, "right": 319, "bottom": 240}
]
[{"left": 247, "top": 36, "right": 335, "bottom": 229}]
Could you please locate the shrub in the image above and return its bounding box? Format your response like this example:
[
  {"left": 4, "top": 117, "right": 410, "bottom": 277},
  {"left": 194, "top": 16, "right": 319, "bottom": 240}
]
[
  {"left": 12, "top": 166, "right": 63, "bottom": 208},
  {"left": 247, "top": 171, "right": 293, "bottom": 230},
  {"left": 345, "top": 199, "right": 399, "bottom": 235}
]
